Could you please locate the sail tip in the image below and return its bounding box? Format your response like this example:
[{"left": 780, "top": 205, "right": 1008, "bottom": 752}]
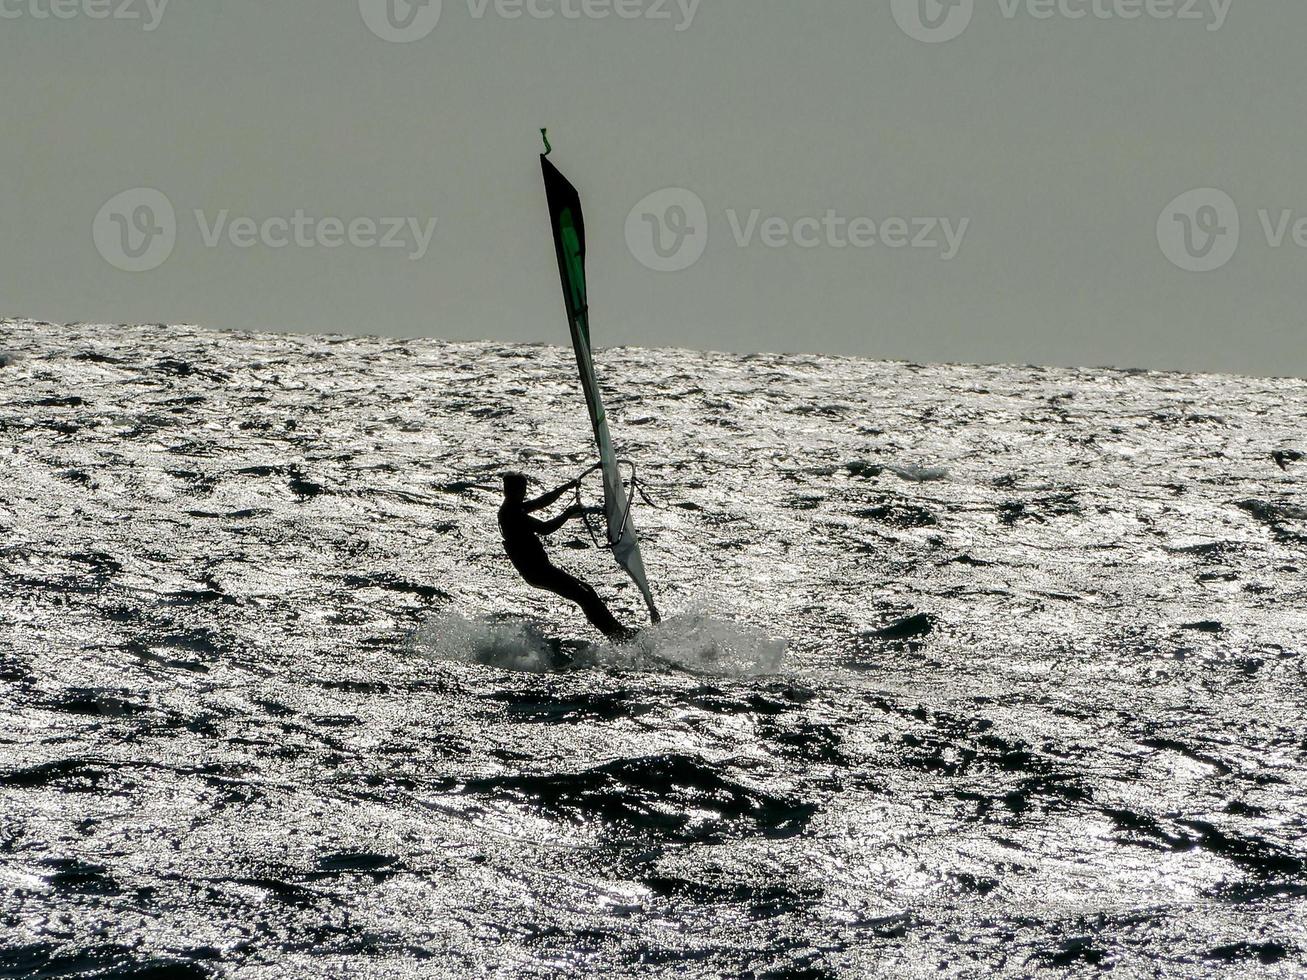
[{"left": 540, "top": 128, "right": 552, "bottom": 156}]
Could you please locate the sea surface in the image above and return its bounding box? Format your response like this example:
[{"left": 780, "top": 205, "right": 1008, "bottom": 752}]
[{"left": 1, "top": 319, "right": 1305, "bottom": 978}]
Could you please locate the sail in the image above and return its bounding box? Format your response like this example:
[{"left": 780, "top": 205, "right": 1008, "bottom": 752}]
[{"left": 541, "top": 150, "right": 661, "bottom": 624}]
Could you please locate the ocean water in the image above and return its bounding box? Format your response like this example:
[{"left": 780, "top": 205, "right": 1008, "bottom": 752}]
[{"left": 0, "top": 319, "right": 1305, "bottom": 978}]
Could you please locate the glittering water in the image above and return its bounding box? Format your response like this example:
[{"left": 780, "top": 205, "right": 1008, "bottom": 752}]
[{"left": 1, "top": 319, "right": 1305, "bottom": 978}]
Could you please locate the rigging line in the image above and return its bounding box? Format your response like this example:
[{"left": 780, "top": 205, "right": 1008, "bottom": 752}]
[
  {"left": 573, "top": 461, "right": 640, "bottom": 551},
  {"left": 574, "top": 472, "right": 608, "bottom": 550}
]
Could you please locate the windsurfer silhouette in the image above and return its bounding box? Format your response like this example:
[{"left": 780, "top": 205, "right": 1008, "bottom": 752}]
[{"left": 498, "top": 472, "right": 634, "bottom": 641}]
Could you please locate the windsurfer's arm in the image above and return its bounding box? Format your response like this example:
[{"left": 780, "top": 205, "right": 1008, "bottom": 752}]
[
  {"left": 524, "top": 479, "right": 579, "bottom": 514},
  {"left": 529, "top": 505, "right": 602, "bottom": 537}
]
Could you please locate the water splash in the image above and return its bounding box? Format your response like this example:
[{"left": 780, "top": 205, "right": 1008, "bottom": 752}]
[
  {"left": 410, "top": 612, "right": 786, "bottom": 678},
  {"left": 630, "top": 614, "right": 788, "bottom": 677},
  {"left": 409, "top": 613, "right": 576, "bottom": 674}
]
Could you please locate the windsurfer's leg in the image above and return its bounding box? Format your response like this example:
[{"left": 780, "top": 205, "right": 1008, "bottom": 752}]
[{"left": 530, "top": 568, "right": 629, "bottom": 640}]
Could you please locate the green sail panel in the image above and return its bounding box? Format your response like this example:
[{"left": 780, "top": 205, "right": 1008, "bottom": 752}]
[{"left": 541, "top": 152, "right": 660, "bottom": 625}]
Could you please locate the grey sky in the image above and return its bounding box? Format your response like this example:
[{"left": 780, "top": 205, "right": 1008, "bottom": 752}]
[{"left": 2, "top": 0, "right": 1302, "bottom": 376}]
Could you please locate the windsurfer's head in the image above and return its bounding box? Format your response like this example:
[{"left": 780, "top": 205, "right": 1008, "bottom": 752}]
[{"left": 503, "top": 471, "right": 528, "bottom": 503}]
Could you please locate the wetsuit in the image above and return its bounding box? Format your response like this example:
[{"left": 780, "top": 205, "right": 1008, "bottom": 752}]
[{"left": 498, "top": 484, "right": 630, "bottom": 640}]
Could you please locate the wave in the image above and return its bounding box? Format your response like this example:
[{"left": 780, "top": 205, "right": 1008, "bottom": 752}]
[
  {"left": 449, "top": 752, "right": 815, "bottom": 843},
  {"left": 885, "top": 463, "right": 950, "bottom": 483}
]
